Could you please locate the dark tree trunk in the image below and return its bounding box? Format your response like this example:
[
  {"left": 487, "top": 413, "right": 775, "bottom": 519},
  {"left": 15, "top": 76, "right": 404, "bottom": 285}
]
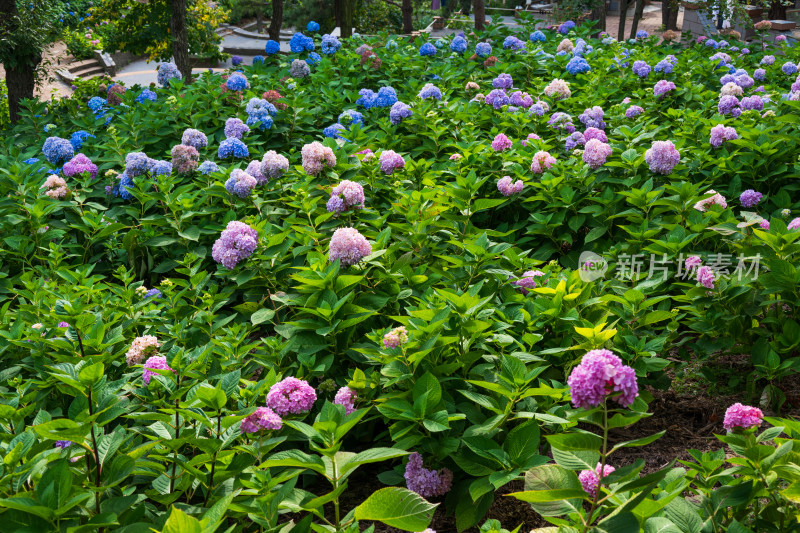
[
  {"left": 460, "top": 0, "right": 471, "bottom": 14},
  {"left": 474, "top": 0, "right": 486, "bottom": 30},
  {"left": 661, "top": 0, "right": 678, "bottom": 30},
  {"left": 402, "top": 0, "right": 413, "bottom": 33},
  {"left": 269, "top": 0, "right": 283, "bottom": 40},
  {"left": 1, "top": 0, "right": 40, "bottom": 124},
  {"left": 591, "top": 0, "right": 606, "bottom": 33},
  {"left": 170, "top": 0, "right": 191, "bottom": 83},
  {"left": 629, "top": 0, "right": 645, "bottom": 38},
  {"left": 768, "top": 1, "right": 786, "bottom": 19},
  {"left": 340, "top": 0, "right": 354, "bottom": 38},
  {"left": 334, "top": 0, "right": 343, "bottom": 27},
  {"left": 617, "top": 0, "right": 628, "bottom": 40}
]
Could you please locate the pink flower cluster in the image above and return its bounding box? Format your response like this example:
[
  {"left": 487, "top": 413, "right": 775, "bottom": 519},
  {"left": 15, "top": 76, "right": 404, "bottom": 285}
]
[
  {"left": 644, "top": 140, "right": 680, "bottom": 175},
  {"left": 380, "top": 150, "right": 405, "bottom": 174},
  {"left": 582, "top": 139, "right": 612, "bottom": 169},
  {"left": 513, "top": 270, "right": 543, "bottom": 294},
  {"left": 334, "top": 386, "right": 358, "bottom": 415},
  {"left": 171, "top": 144, "right": 200, "bottom": 174},
  {"left": 521, "top": 133, "right": 541, "bottom": 147},
  {"left": 709, "top": 124, "right": 738, "bottom": 147},
  {"left": 579, "top": 463, "right": 616, "bottom": 498},
  {"left": 327, "top": 180, "right": 365, "bottom": 214},
  {"left": 497, "top": 176, "right": 523, "bottom": 196},
  {"left": 245, "top": 160, "right": 267, "bottom": 184},
  {"left": 531, "top": 151, "right": 556, "bottom": 174},
  {"left": 266, "top": 377, "right": 317, "bottom": 416},
  {"left": 241, "top": 406, "right": 283, "bottom": 433},
  {"left": 491, "top": 133, "right": 513, "bottom": 152},
  {"left": 329, "top": 227, "right": 371, "bottom": 266},
  {"left": 694, "top": 190, "right": 728, "bottom": 212},
  {"left": 723, "top": 403, "right": 763, "bottom": 430},
  {"left": 41, "top": 175, "right": 68, "bottom": 199},
  {"left": 261, "top": 150, "right": 290, "bottom": 180},
  {"left": 789, "top": 217, "right": 800, "bottom": 230},
  {"left": 126, "top": 335, "right": 160, "bottom": 365},
  {"left": 211, "top": 221, "right": 258, "bottom": 269},
  {"left": 543, "top": 78, "right": 571, "bottom": 99},
  {"left": 301, "top": 141, "right": 337, "bottom": 175},
  {"left": 404, "top": 452, "right": 453, "bottom": 498},
  {"left": 143, "top": 355, "right": 175, "bottom": 385},
  {"left": 567, "top": 349, "right": 639, "bottom": 408},
  {"left": 383, "top": 326, "right": 409, "bottom": 348},
  {"left": 63, "top": 154, "right": 98, "bottom": 179},
  {"left": 697, "top": 266, "right": 716, "bottom": 289}
]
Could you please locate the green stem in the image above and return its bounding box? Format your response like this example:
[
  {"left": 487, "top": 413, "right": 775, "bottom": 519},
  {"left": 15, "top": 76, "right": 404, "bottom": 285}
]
[{"left": 582, "top": 401, "right": 609, "bottom": 532}]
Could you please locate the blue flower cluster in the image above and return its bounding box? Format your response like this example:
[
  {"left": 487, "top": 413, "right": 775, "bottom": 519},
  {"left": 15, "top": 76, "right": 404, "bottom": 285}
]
[
  {"left": 70, "top": 130, "right": 95, "bottom": 150},
  {"left": 117, "top": 172, "right": 135, "bottom": 200},
  {"left": 88, "top": 96, "right": 106, "bottom": 115},
  {"left": 654, "top": 55, "right": 678, "bottom": 74},
  {"left": 307, "top": 52, "right": 321, "bottom": 65},
  {"left": 503, "top": 36, "right": 526, "bottom": 50},
  {"left": 418, "top": 83, "right": 442, "bottom": 100},
  {"left": 386, "top": 40, "right": 398, "bottom": 50},
  {"left": 253, "top": 55, "right": 265, "bottom": 64},
  {"left": 231, "top": 56, "right": 243, "bottom": 66},
  {"left": 125, "top": 152, "right": 154, "bottom": 177},
  {"left": 226, "top": 72, "right": 249, "bottom": 91},
  {"left": 151, "top": 160, "right": 173, "bottom": 176},
  {"left": 450, "top": 35, "right": 467, "bottom": 53},
  {"left": 390, "top": 101, "right": 412, "bottom": 125},
  {"left": 632, "top": 60, "right": 651, "bottom": 78},
  {"left": 218, "top": 138, "right": 249, "bottom": 159},
  {"left": 42, "top": 137, "right": 74, "bottom": 165},
  {"left": 357, "top": 87, "right": 397, "bottom": 108},
  {"left": 420, "top": 42, "right": 436, "bottom": 56},
  {"left": 475, "top": 42, "right": 492, "bottom": 57},
  {"left": 245, "top": 98, "right": 278, "bottom": 130},
  {"left": 44, "top": 123, "right": 56, "bottom": 133},
  {"left": 322, "top": 34, "right": 341, "bottom": 55},
  {"left": 323, "top": 123, "right": 347, "bottom": 138},
  {"left": 636, "top": 30, "right": 649, "bottom": 39},
  {"left": 265, "top": 40, "right": 281, "bottom": 55},
  {"left": 198, "top": 161, "right": 220, "bottom": 175},
  {"left": 566, "top": 57, "right": 591, "bottom": 75},
  {"left": 290, "top": 32, "right": 315, "bottom": 53},
  {"left": 558, "top": 20, "right": 576, "bottom": 34},
  {"left": 135, "top": 89, "right": 157, "bottom": 103},
  {"left": 338, "top": 109, "right": 364, "bottom": 126},
  {"left": 307, "top": 20, "right": 320, "bottom": 32},
  {"left": 24, "top": 158, "right": 39, "bottom": 165},
  {"left": 157, "top": 62, "right": 182, "bottom": 87}
]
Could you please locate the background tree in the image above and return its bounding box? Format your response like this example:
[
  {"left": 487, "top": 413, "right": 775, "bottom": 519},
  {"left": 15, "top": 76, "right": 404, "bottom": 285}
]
[
  {"left": 617, "top": 0, "right": 628, "bottom": 40},
  {"left": 402, "top": 0, "right": 413, "bottom": 33},
  {"left": 0, "top": 0, "right": 61, "bottom": 124},
  {"left": 661, "top": 0, "right": 679, "bottom": 30},
  {"left": 474, "top": 0, "right": 485, "bottom": 29},
  {"left": 268, "top": 0, "right": 283, "bottom": 40},
  {"left": 170, "top": 0, "right": 191, "bottom": 83},
  {"left": 629, "top": 0, "right": 645, "bottom": 38},
  {"left": 590, "top": 0, "right": 606, "bottom": 33}
]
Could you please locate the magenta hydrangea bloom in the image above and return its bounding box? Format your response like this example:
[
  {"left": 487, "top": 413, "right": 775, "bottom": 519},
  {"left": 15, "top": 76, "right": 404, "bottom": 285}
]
[
  {"left": 302, "top": 142, "right": 337, "bottom": 176},
  {"left": 211, "top": 221, "right": 258, "bottom": 269},
  {"left": 383, "top": 326, "right": 409, "bottom": 348},
  {"left": 789, "top": 218, "right": 800, "bottom": 230},
  {"left": 327, "top": 180, "right": 365, "bottom": 214},
  {"left": 491, "top": 133, "right": 513, "bottom": 152},
  {"left": 513, "top": 270, "right": 544, "bottom": 294},
  {"left": 685, "top": 255, "right": 702, "bottom": 270},
  {"left": 760, "top": 219, "right": 770, "bottom": 230},
  {"left": 583, "top": 127, "right": 607, "bottom": 143},
  {"left": 697, "top": 266, "right": 716, "bottom": 289},
  {"left": 329, "top": 227, "right": 371, "bottom": 266},
  {"left": 567, "top": 349, "right": 639, "bottom": 408},
  {"left": 142, "top": 355, "right": 175, "bottom": 385},
  {"left": 694, "top": 190, "right": 727, "bottom": 212},
  {"left": 261, "top": 150, "right": 290, "bottom": 180},
  {"left": 582, "top": 139, "right": 612, "bottom": 169},
  {"left": 579, "top": 463, "right": 615, "bottom": 498},
  {"left": 497, "top": 176, "right": 523, "bottom": 196},
  {"left": 379, "top": 150, "right": 405, "bottom": 174},
  {"left": 266, "top": 377, "right": 317, "bottom": 416},
  {"left": 723, "top": 403, "right": 763, "bottom": 430},
  {"left": 241, "top": 406, "right": 283, "bottom": 433},
  {"left": 62, "top": 153, "right": 98, "bottom": 179},
  {"left": 531, "top": 151, "right": 556, "bottom": 174},
  {"left": 404, "top": 452, "right": 453, "bottom": 498},
  {"left": 644, "top": 141, "right": 680, "bottom": 175},
  {"left": 740, "top": 189, "right": 763, "bottom": 208},
  {"left": 171, "top": 144, "right": 200, "bottom": 174},
  {"left": 334, "top": 386, "right": 358, "bottom": 415},
  {"left": 710, "top": 124, "right": 738, "bottom": 147}
]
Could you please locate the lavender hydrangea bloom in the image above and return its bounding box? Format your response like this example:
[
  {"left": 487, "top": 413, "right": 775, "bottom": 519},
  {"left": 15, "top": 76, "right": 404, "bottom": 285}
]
[
  {"left": 485, "top": 89, "right": 510, "bottom": 109},
  {"left": 718, "top": 95, "right": 740, "bottom": 115},
  {"left": 709, "top": 124, "right": 738, "bottom": 147},
  {"left": 357, "top": 89, "right": 377, "bottom": 109},
  {"left": 261, "top": 150, "right": 290, "bottom": 179},
  {"left": 644, "top": 140, "right": 680, "bottom": 174},
  {"left": 224, "top": 118, "right": 250, "bottom": 139},
  {"left": 218, "top": 138, "right": 249, "bottom": 159},
  {"left": 151, "top": 160, "right": 173, "bottom": 176},
  {"left": 497, "top": 176, "right": 524, "bottom": 196},
  {"left": 568, "top": 349, "right": 639, "bottom": 408},
  {"left": 246, "top": 98, "right": 278, "bottom": 130},
  {"left": 198, "top": 161, "right": 220, "bottom": 175},
  {"left": 558, "top": 20, "right": 576, "bottom": 34},
  {"left": 491, "top": 133, "right": 513, "bottom": 151},
  {"left": 289, "top": 59, "right": 311, "bottom": 79},
  {"left": 510, "top": 91, "right": 533, "bottom": 107},
  {"left": 380, "top": 150, "right": 405, "bottom": 174},
  {"left": 157, "top": 62, "right": 182, "bottom": 86},
  {"left": 211, "top": 221, "right": 258, "bottom": 269},
  {"left": 492, "top": 73, "right": 513, "bottom": 90},
  {"left": 301, "top": 142, "right": 337, "bottom": 175},
  {"left": 503, "top": 35, "right": 526, "bottom": 50},
  {"left": 584, "top": 127, "right": 607, "bottom": 143},
  {"left": 404, "top": 453, "right": 453, "bottom": 498},
  {"left": 740, "top": 95, "right": 764, "bottom": 111},
  {"left": 740, "top": 189, "right": 763, "bottom": 207},
  {"left": 548, "top": 112, "right": 575, "bottom": 133},
  {"left": 632, "top": 60, "right": 651, "bottom": 78},
  {"left": 321, "top": 34, "right": 341, "bottom": 54},
  {"left": 225, "top": 169, "right": 258, "bottom": 198},
  {"left": 135, "top": 89, "right": 157, "bottom": 104},
  {"left": 327, "top": 180, "right": 365, "bottom": 214},
  {"left": 329, "top": 227, "right": 371, "bottom": 266},
  {"left": 390, "top": 101, "right": 413, "bottom": 124},
  {"left": 418, "top": 83, "right": 443, "bottom": 100},
  {"left": 42, "top": 137, "right": 74, "bottom": 165},
  {"left": 181, "top": 128, "right": 208, "bottom": 150},
  {"left": 583, "top": 139, "right": 613, "bottom": 168},
  {"left": 782, "top": 62, "right": 798, "bottom": 75},
  {"left": 697, "top": 266, "right": 716, "bottom": 288},
  {"left": 125, "top": 152, "right": 154, "bottom": 177},
  {"left": 244, "top": 160, "right": 267, "bottom": 185},
  {"left": 565, "top": 132, "right": 585, "bottom": 151},
  {"left": 171, "top": 144, "right": 199, "bottom": 173},
  {"left": 475, "top": 42, "right": 492, "bottom": 57},
  {"left": 654, "top": 80, "right": 676, "bottom": 98},
  {"left": 63, "top": 154, "right": 98, "bottom": 179},
  {"left": 267, "top": 377, "right": 317, "bottom": 415},
  {"left": 578, "top": 106, "right": 605, "bottom": 129}
]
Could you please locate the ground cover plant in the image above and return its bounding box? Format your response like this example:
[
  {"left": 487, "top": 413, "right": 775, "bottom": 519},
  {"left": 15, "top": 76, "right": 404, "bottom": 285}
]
[{"left": 2, "top": 19, "right": 800, "bottom": 533}]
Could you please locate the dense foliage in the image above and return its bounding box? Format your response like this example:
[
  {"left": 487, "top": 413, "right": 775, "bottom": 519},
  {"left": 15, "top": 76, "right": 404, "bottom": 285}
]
[{"left": 2, "top": 19, "right": 800, "bottom": 533}]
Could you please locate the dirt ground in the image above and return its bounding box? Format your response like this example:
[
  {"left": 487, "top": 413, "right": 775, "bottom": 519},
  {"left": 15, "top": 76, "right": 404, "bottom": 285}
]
[
  {"left": 604, "top": 2, "right": 684, "bottom": 41},
  {"left": 0, "top": 41, "right": 75, "bottom": 101}
]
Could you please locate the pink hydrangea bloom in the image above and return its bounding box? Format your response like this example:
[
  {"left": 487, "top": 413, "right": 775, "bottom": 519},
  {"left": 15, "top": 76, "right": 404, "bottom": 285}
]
[
  {"left": 579, "top": 463, "right": 616, "bottom": 498},
  {"left": 63, "top": 153, "right": 98, "bottom": 179},
  {"left": 567, "top": 349, "right": 639, "bottom": 408},
  {"left": 379, "top": 150, "right": 405, "bottom": 174},
  {"left": 404, "top": 452, "right": 453, "bottom": 498},
  {"left": 697, "top": 266, "right": 716, "bottom": 289},
  {"left": 583, "top": 127, "right": 607, "bottom": 143},
  {"left": 142, "top": 355, "right": 175, "bottom": 385},
  {"left": 531, "top": 151, "right": 556, "bottom": 174},
  {"left": 334, "top": 386, "right": 358, "bottom": 415},
  {"left": 301, "top": 141, "right": 337, "bottom": 175},
  {"left": 329, "top": 227, "right": 371, "bottom": 266},
  {"left": 694, "top": 190, "right": 728, "bottom": 212},
  {"left": 261, "top": 150, "right": 290, "bottom": 180},
  {"left": 644, "top": 140, "right": 680, "bottom": 175},
  {"left": 241, "top": 406, "right": 282, "bottom": 433},
  {"left": 246, "top": 160, "right": 268, "bottom": 185},
  {"left": 126, "top": 335, "right": 160, "bottom": 365},
  {"left": 449, "top": 153, "right": 463, "bottom": 161},
  {"left": 723, "top": 403, "right": 763, "bottom": 430},
  {"left": 497, "top": 176, "right": 523, "bottom": 196},
  {"left": 327, "top": 180, "right": 365, "bottom": 214},
  {"left": 710, "top": 124, "right": 738, "bottom": 147},
  {"left": 42, "top": 175, "right": 68, "bottom": 199},
  {"left": 521, "top": 133, "right": 541, "bottom": 147},
  {"left": 491, "top": 133, "right": 513, "bottom": 151},
  {"left": 788, "top": 217, "right": 800, "bottom": 230},
  {"left": 513, "top": 270, "right": 544, "bottom": 294},
  {"left": 582, "top": 139, "right": 613, "bottom": 169},
  {"left": 543, "top": 78, "right": 571, "bottom": 99},
  {"left": 211, "top": 221, "right": 258, "bottom": 269},
  {"left": 266, "top": 377, "right": 317, "bottom": 416},
  {"left": 383, "top": 326, "right": 409, "bottom": 348},
  {"left": 685, "top": 255, "right": 702, "bottom": 270},
  {"left": 170, "top": 144, "right": 200, "bottom": 174},
  {"left": 760, "top": 219, "right": 770, "bottom": 230}
]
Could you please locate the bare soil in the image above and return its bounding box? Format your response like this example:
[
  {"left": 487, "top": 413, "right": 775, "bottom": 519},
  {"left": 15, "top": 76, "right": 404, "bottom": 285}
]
[{"left": 0, "top": 41, "right": 75, "bottom": 100}]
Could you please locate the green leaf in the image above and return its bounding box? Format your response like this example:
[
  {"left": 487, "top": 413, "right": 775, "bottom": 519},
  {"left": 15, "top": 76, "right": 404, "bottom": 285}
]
[
  {"left": 505, "top": 421, "right": 540, "bottom": 463},
  {"left": 251, "top": 308, "right": 275, "bottom": 325},
  {"left": 546, "top": 431, "right": 602, "bottom": 452},
  {"left": 354, "top": 487, "right": 438, "bottom": 532},
  {"left": 178, "top": 225, "right": 200, "bottom": 241},
  {"left": 643, "top": 517, "right": 682, "bottom": 533},
  {"left": 472, "top": 199, "right": 506, "bottom": 212},
  {"left": 161, "top": 507, "right": 203, "bottom": 533},
  {"left": 517, "top": 464, "right": 584, "bottom": 517},
  {"left": 195, "top": 386, "right": 227, "bottom": 411},
  {"left": 609, "top": 430, "right": 666, "bottom": 454},
  {"left": 260, "top": 450, "right": 327, "bottom": 475},
  {"left": 36, "top": 460, "right": 72, "bottom": 510},
  {"left": 34, "top": 419, "right": 89, "bottom": 442},
  {"left": 78, "top": 363, "right": 104, "bottom": 386},
  {"left": 595, "top": 512, "right": 639, "bottom": 533},
  {"left": 338, "top": 448, "right": 409, "bottom": 478}
]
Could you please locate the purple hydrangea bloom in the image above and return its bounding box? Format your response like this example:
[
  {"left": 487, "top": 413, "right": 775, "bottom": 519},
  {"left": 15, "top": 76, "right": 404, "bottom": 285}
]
[
  {"left": 226, "top": 72, "right": 249, "bottom": 91},
  {"left": 55, "top": 440, "right": 72, "bottom": 449},
  {"left": 485, "top": 89, "right": 510, "bottom": 109},
  {"left": 376, "top": 87, "right": 398, "bottom": 107},
  {"left": 323, "top": 123, "right": 347, "bottom": 139},
  {"left": 157, "top": 62, "right": 181, "bottom": 86},
  {"left": 548, "top": 112, "right": 575, "bottom": 133},
  {"left": 143, "top": 355, "right": 175, "bottom": 385},
  {"left": 224, "top": 118, "right": 250, "bottom": 139},
  {"left": 181, "top": 128, "right": 208, "bottom": 150},
  {"left": 125, "top": 152, "right": 154, "bottom": 177},
  {"left": 761, "top": 55, "right": 775, "bottom": 65},
  {"left": 321, "top": 34, "right": 341, "bottom": 54},
  {"left": 645, "top": 140, "right": 680, "bottom": 174},
  {"left": 558, "top": 20, "right": 576, "bottom": 34},
  {"left": 63, "top": 154, "right": 98, "bottom": 179},
  {"left": 492, "top": 73, "right": 513, "bottom": 90},
  {"left": 566, "top": 57, "right": 591, "bottom": 75},
  {"left": 654, "top": 80, "right": 676, "bottom": 98},
  {"left": 567, "top": 349, "right": 639, "bottom": 408},
  {"left": 709, "top": 124, "right": 738, "bottom": 147},
  {"left": 404, "top": 452, "right": 453, "bottom": 498},
  {"left": 583, "top": 139, "right": 612, "bottom": 168},
  {"left": 782, "top": 62, "right": 798, "bottom": 75},
  {"left": 211, "top": 221, "right": 258, "bottom": 269},
  {"left": 241, "top": 407, "right": 282, "bottom": 433},
  {"left": 329, "top": 227, "right": 371, "bottom": 266},
  {"left": 327, "top": 180, "right": 365, "bottom": 214},
  {"left": 625, "top": 105, "right": 644, "bottom": 118},
  {"left": 491, "top": 133, "right": 512, "bottom": 151},
  {"left": 503, "top": 35, "right": 526, "bottom": 50},
  {"left": 513, "top": 270, "right": 543, "bottom": 293},
  {"left": 510, "top": 91, "right": 533, "bottom": 107},
  {"left": 198, "top": 161, "right": 220, "bottom": 175},
  {"left": 740, "top": 189, "right": 763, "bottom": 207},
  {"left": 740, "top": 95, "right": 764, "bottom": 111},
  {"left": 144, "top": 288, "right": 161, "bottom": 298},
  {"left": 379, "top": 150, "right": 405, "bottom": 174},
  {"left": 632, "top": 60, "right": 651, "bottom": 78},
  {"left": 578, "top": 106, "right": 605, "bottom": 129},
  {"left": 334, "top": 386, "right": 358, "bottom": 415},
  {"left": 267, "top": 377, "right": 317, "bottom": 416},
  {"left": 476, "top": 42, "right": 492, "bottom": 57},
  {"left": 754, "top": 68, "right": 766, "bottom": 81},
  {"left": 697, "top": 266, "right": 716, "bottom": 289},
  {"left": 225, "top": 169, "right": 258, "bottom": 198},
  {"left": 565, "top": 131, "right": 585, "bottom": 151},
  {"left": 390, "top": 101, "right": 413, "bottom": 125},
  {"left": 497, "top": 176, "right": 523, "bottom": 196},
  {"left": 718, "top": 95, "right": 740, "bottom": 115},
  {"left": 579, "top": 463, "right": 615, "bottom": 498},
  {"left": 418, "top": 83, "right": 443, "bottom": 100},
  {"left": 245, "top": 160, "right": 267, "bottom": 185},
  {"left": 261, "top": 150, "right": 290, "bottom": 180}
]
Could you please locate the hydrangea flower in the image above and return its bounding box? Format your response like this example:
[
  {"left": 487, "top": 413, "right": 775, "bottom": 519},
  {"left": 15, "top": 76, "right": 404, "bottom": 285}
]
[
  {"left": 379, "top": 150, "right": 405, "bottom": 174},
  {"left": 329, "top": 227, "right": 371, "bottom": 266},
  {"left": 151, "top": 160, "right": 173, "bottom": 177},
  {"left": 491, "top": 133, "right": 512, "bottom": 151},
  {"left": 579, "top": 106, "right": 605, "bottom": 129},
  {"left": 252, "top": 55, "right": 265, "bottom": 64},
  {"left": 376, "top": 86, "right": 398, "bottom": 107},
  {"left": 334, "top": 387, "right": 358, "bottom": 415},
  {"left": 543, "top": 78, "right": 571, "bottom": 99},
  {"left": 267, "top": 377, "right": 317, "bottom": 416},
  {"left": 761, "top": 55, "right": 775, "bottom": 65},
  {"left": 135, "top": 89, "right": 157, "bottom": 103},
  {"left": 171, "top": 144, "right": 199, "bottom": 173},
  {"left": 582, "top": 139, "right": 613, "bottom": 169},
  {"left": 198, "top": 161, "right": 220, "bottom": 175},
  {"left": 418, "top": 83, "right": 442, "bottom": 100},
  {"left": 143, "top": 355, "right": 175, "bottom": 385},
  {"left": 503, "top": 35, "right": 526, "bottom": 50},
  {"left": 694, "top": 190, "right": 727, "bottom": 212},
  {"left": 405, "top": 453, "right": 453, "bottom": 498},
  {"left": 510, "top": 91, "right": 533, "bottom": 107},
  {"left": 69, "top": 130, "right": 94, "bottom": 150},
  {"left": 740, "top": 189, "right": 762, "bottom": 207},
  {"left": 566, "top": 57, "right": 591, "bottom": 75},
  {"left": 261, "top": 150, "right": 290, "bottom": 180},
  {"left": 559, "top": 20, "right": 576, "bottom": 34},
  {"left": 783, "top": 62, "right": 798, "bottom": 75},
  {"left": 225, "top": 169, "right": 258, "bottom": 198},
  {"left": 485, "top": 89, "right": 510, "bottom": 109},
  {"left": 450, "top": 35, "right": 467, "bottom": 53},
  {"left": 789, "top": 218, "right": 800, "bottom": 230},
  {"left": 245, "top": 97, "right": 278, "bottom": 130},
  {"left": 644, "top": 140, "right": 680, "bottom": 174},
  {"left": 289, "top": 32, "right": 315, "bottom": 53},
  {"left": 530, "top": 30, "right": 546, "bottom": 42},
  {"left": 231, "top": 56, "right": 243, "bottom": 67},
  {"left": 307, "top": 20, "right": 320, "bottom": 32},
  {"left": 723, "top": 403, "right": 763, "bottom": 430},
  {"left": 63, "top": 154, "right": 98, "bottom": 179},
  {"left": 579, "top": 463, "right": 616, "bottom": 498},
  {"left": 709, "top": 124, "right": 738, "bottom": 147},
  {"left": 301, "top": 141, "right": 337, "bottom": 175},
  {"left": 740, "top": 95, "right": 764, "bottom": 111},
  {"left": 513, "top": 270, "right": 544, "bottom": 293},
  {"left": 339, "top": 109, "right": 364, "bottom": 127},
  {"left": 584, "top": 127, "right": 607, "bottom": 143},
  {"left": 224, "top": 118, "right": 250, "bottom": 139},
  {"left": 265, "top": 40, "right": 281, "bottom": 54},
  {"left": 289, "top": 59, "right": 311, "bottom": 79},
  {"left": 241, "top": 407, "right": 283, "bottom": 433},
  {"left": 497, "top": 176, "right": 523, "bottom": 196},
  {"left": 157, "top": 62, "right": 182, "bottom": 86},
  {"left": 475, "top": 42, "right": 492, "bottom": 57},
  {"left": 492, "top": 74, "right": 513, "bottom": 90},
  {"left": 181, "top": 128, "right": 208, "bottom": 150},
  {"left": 565, "top": 132, "right": 585, "bottom": 151},
  {"left": 243, "top": 160, "right": 267, "bottom": 185},
  {"left": 548, "top": 112, "right": 575, "bottom": 133},
  {"left": 720, "top": 82, "right": 743, "bottom": 97},
  {"left": 225, "top": 72, "right": 248, "bottom": 91},
  {"left": 218, "top": 138, "right": 249, "bottom": 159},
  {"left": 697, "top": 265, "right": 716, "bottom": 289},
  {"left": 126, "top": 335, "right": 160, "bottom": 366},
  {"left": 212, "top": 221, "right": 258, "bottom": 269},
  {"left": 42, "top": 137, "right": 74, "bottom": 165},
  {"left": 718, "top": 95, "right": 740, "bottom": 115},
  {"left": 41, "top": 175, "right": 68, "bottom": 199},
  {"left": 327, "top": 180, "right": 365, "bottom": 214},
  {"left": 567, "top": 349, "right": 638, "bottom": 408},
  {"left": 88, "top": 96, "right": 106, "bottom": 113},
  {"left": 383, "top": 326, "right": 409, "bottom": 348},
  {"left": 531, "top": 151, "right": 557, "bottom": 174},
  {"left": 654, "top": 80, "right": 676, "bottom": 98},
  {"left": 125, "top": 152, "right": 154, "bottom": 177},
  {"left": 420, "top": 42, "right": 436, "bottom": 56}
]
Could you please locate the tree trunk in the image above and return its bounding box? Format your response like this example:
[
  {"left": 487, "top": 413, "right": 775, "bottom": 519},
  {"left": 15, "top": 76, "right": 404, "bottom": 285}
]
[
  {"left": 474, "top": 0, "right": 486, "bottom": 30},
  {"left": 461, "top": 0, "right": 471, "bottom": 15},
  {"left": 768, "top": 0, "right": 786, "bottom": 19},
  {"left": 269, "top": 0, "right": 283, "bottom": 40},
  {"left": 629, "top": 0, "right": 645, "bottom": 38},
  {"left": 6, "top": 60, "right": 39, "bottom": 124},
  {"left": 591, "top": 0, "right": 606, "bottom": 33},
  {"left": 340, "top": 0, "right": 354, "bottom": 37},
  {"left": 617, "top": 0, "right": 628, "bottom": 40},
  {"left": 402, "top": 0, "right": 413, "bottom": 33},
  {"left": 170, "top": 0, "right": 191, "bottom": 84},
  {"left": 661, "top": 0, "right": 678, "bottom": 30}
]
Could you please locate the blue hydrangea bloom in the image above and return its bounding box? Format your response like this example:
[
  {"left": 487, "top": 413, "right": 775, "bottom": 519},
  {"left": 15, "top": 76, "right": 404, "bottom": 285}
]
[
  {"left": 476, "top": 42, "right": 492, "bottom": 57},
  {"left": 323, "top": 123, "right": 346, "bottom": 138},
  {"left": 338, "top": 109, "right": 364, "bottom": 126},
  {"left": 307, "top": 52, "right": 321, "bottom": 65},
  {"left": 218, "top": 138, "right": 249, "bottom": 159},
  {"left": 253, "top": 55, "right": 265, "bottom": 64},
  {"left": 125, "top": 152, "right": 153, "bottom": 177},
  {"left": 558, "top": 21, "right": 576, "bottom": 34},
  {"left": 145, "top": 288, "right": 162, "bottom": 298},
  {"left": 307, "top": 20, "right": 320, "bottom": 32},
  {"left": 420, "top": 42, "right": 436, "bottom": 56},
  {"left": 503, "top": 36, "right": 526, "bottom": 50},
  {"left": 357, "top": 89, "right": 377, "bottom": 108},
  {"left": 654, "top": 59, "right": 673, "bottom": 74},
  {"left": 389, "top": 101, "right": 412, "bottom": 124},
  {"left": 44, "top": 123, "right": 56, "bottom": 133},
  {"left": 289, "top": 32, "right": 315, "bottom": 53},
  {"left": 42, "top": 137, "right": 74, "bottom": 165},
  {"left": 566, "top": 57, "right": 591, "bottom": 75},
  {"left": 70, "top": 131, "right": 95, "bottom": 150},
  {"left": 434, "top": 38, "right": 446, "bottom": 48},
  {"left": 716, "top": 40, "right": 729, "bottom": 49},
  {"left": 88, "top": 96, "right": 106, "bottom": 114},
  {"left": 705, "top": 39, "right": 717, "bottom": 48},
  {"left": 151, "top": 160, "right": 172, "bottom": 176},
  {"left": 198, "top": 161, "right": 220, "bottom": 175},
  {"left": 450, "top": 36, "right": 467, "bottom": 53},
  {"left": 226, "top": 72, "right": 248, "bottom": 91},
  {"left": 375, "top": 86, "right": 398, "bottom": 107},
  {"left": 321, "top": 34, "right": 341, "bottom": 54},
  {"left": 24, "top": 157, "right": 39, "bottom": 164},
  {"left": 231, "top": 56, "right": 243, "bottom": 66},
  {"left": 157, "top": 62, "right": 182, "bottom": 87},
  {"left": 418, "top": 83, "right": 442, "bottom": 100},
  {"left": 636, "top": 30, "right": 649, "bottom": 38},
  {"left": 118, "top": 172, "right": 135, "bottom": 200},
  {"left": 135, "top": 89, "right": 157, "bottom": 103},
  {"left": 245, "top": 97, "right": 278, "bottom": 130},
  {"left": 530, "top": 30, "right": 546, "bottom": 42},
  {"left": 386, "top": 40, "right": 398, "bottom": 50},
  {"left": 265, "top": 40, "right": 281, "bottom": 55},
  {"left": 782, "top": 62, "right": 798, "bottom": 75},
  {"left": 632, "top": 60, "right": 651, "bottom": 78}
]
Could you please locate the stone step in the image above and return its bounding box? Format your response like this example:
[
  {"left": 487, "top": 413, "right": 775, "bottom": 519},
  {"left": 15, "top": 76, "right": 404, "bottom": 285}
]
[
  {"left": 71, "top": 63, "right": 105, "bottom": 78},
  {"left": 68, "top": 59, "right": 101, "bottom": 74}
]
